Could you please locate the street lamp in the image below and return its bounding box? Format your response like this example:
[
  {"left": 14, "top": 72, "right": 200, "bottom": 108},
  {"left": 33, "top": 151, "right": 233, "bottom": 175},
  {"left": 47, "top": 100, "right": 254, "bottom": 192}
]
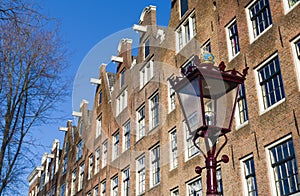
[{"left": 169, "top": 52, "right": 248, "bottom": 196}]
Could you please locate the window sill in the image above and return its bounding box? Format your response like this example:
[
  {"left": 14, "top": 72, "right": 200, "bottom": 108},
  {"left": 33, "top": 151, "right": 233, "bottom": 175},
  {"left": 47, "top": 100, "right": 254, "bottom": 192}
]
[
  {"left": 259, "top": 98, "right": 286, "bottom": 116},
  {"left": 149, "top": 124, "right": 159, "bottom": 133},
  {"left": 236, "top": 121, "right": 249, "bottom": 131},
  {"left": 228, "top": 52, "right": 241, "bottom": 62},
  {"left": 176, "top": 35, "right": 197, "bottom": 54},
  {"left": 185, "top": 152, "right": 200, "bottom": 162},
  {"left": 250, "top": 25, "right": 273, "bottom": 44},
  {"left": 284, "top": 2, "right": 300, "bottom": 15},
  {"left": 135, "top": 136, "right": 145, "bottom": 144},
  {"left": 149, "top": 183, "right": 160, "bottom": 191},
  {"left": 139, "top": 77, "right": 154, "bottom": 91}
]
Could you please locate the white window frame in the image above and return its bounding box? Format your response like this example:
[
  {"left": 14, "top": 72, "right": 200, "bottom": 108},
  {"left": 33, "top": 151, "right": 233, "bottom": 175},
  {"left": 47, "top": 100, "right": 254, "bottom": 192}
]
[
  {"left": 94, "top": 186, "right": 99, "bottom": 196},
  {"left": 71, "top": 170, "right": 76, "bottom": 196},
  {"left": 116, "top": 89, "right": 128, "bottom": 115},
  {"left": 111, "top": 175, "right": 118, "bottom": 196},
  {"left": 235, "top": 83, "right": 249, "bottom": 130},
  {"left": 101, "top": 180, "right": 106, "bottom": 196},
  {"left": 169, "top": 129, "right": 178, "bottom": 170},
  {"left": 226, "top": 18, "right": 240, "bottom": 61},
  {"left": 184, "top": 114, "right": 200, "bottom": 161},
  {"left": 291, "top": 35, "right": 300, "bottom": 90},
  {"left": 102, "top": 141, "right": 108, "bottom": 168},
  {"left": 254, "top": 53, "right": 285, "bottom": 115},
  {"left": 179, "top": 0, "right": 189, "bottom": 18},
  {"left": 144, "top": 37, "right": 150, "bottom": 59},
  {"left": 88, "top": 154, "right": 93, "bottom": 180},
  {"left": 265, "top": 134, "right": 300, "bottom": 196},
  {"left": 283, "top": 0, "right": 300, "bottom": 14},
  {"left": 95, "top": 148, "right": 100, "bottom": 174},
  {"left": 149, "top": 92, "right": 159, "bottom": 130},
  {"left": 112, "top": 132, "right": 120, "bottom": 160},
  {"left": 99, "top": 90, "right": 103, "bottom": 105},
  {"left": 168, "top": 81, "right": 176, "bottom": 113},
  {"left": 140, "top": 60, "right": 154, "bottom": 89},
  {"left": 176, "top": 12, "right": 196, "bottom": 52},
  {"left": 122, "top": 167, "right": 130, "bottom": 196},
  {"left": 76, "top": 140, "right": 83, "bottom": 161},
  {"left": 136, "top": 105, "right": 145, "bottom": 142},
  {"left": 120, "top": 68, "right": 125, "bottom": 88},
  {"left": 78, "top": 163, "right": 84, "bottom": 191},
  {"left": 136, "top": 155, "right": 146, "bottom": 195},
  {"left": 150, "top": 144, "right": 160, "bottom": 187},
  {"left": 123, "top": 121, "right": 130, "bottom": 152},
  {"left": 171, "top": 187, "right": 179, "bottom": 196},
  {"left": 246, "top": 0, "right": 273, "bottom": 43},
  {"left": 96, "top": 115, "right": 102, "bottom": 138},
  {"left": 201, "top": 39, "right": 211, "bottom": 53},
  {"left": 240, "top": 154, "right": 258, "bottom": 196},
  {"left": 60, "top": 183, "right": 66, "bottom": 196},
  {"left": 186, "top": 177, "right": 203, "bottom": 196}
]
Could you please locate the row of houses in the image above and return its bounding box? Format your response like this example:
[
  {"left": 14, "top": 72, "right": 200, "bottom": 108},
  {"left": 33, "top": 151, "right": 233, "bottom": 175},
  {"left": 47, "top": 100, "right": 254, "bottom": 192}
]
[{"left": 28, "top": 0, "right": 300, "bottom": 195}]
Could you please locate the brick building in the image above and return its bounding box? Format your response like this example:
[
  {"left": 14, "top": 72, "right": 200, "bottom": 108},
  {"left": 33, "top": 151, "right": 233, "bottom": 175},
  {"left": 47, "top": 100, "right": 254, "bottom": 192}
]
[{"left": 28, "top": 0, "right": 300, "bottom": 195}]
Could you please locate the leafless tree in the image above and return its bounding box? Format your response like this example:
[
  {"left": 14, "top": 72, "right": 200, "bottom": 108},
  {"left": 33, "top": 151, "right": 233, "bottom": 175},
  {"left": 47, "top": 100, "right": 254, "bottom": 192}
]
[{"left": 0, "top": 1, "right": 69, "bottom": 195}]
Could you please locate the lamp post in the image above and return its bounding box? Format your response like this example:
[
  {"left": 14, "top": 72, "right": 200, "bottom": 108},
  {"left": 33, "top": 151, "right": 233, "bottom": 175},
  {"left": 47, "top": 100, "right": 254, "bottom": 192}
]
[{"left": 169, "top": 52, "right": 248, "bottom": 196}]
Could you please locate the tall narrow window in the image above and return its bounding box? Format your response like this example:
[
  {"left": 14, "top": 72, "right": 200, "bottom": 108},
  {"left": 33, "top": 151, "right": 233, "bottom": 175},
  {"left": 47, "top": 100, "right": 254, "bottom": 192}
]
[
  {"left": 62, "top": 156, "right": 67, "bottom": 175},
  {"left": 267, "top": 137, "right": 300, "bottom": 195},
  {"left": 217, "top": 168, "right": 223, "bottom": 195},
  {"left": 79, "top": 120, "right": 83, "bottom": 135},
  {"left": 77, "top": 141, "right": 83, "bottom": 161},
  {"left": 185, "top": 114, "right": 200, "bottom": 160},
  {"left": 255, "top": 54, "right": 285, "bottom": 112},
  {"left": 236, "top": 83, "right": 249, "bottom": 127},
  {"left": 94, "top": 186, "right": 99, "bottom": 196},
  {"left": 202, "top": 40, "right": 211, "bottom": 53},
  {"left": 111, "top": 176, "right": 118, "bottom": 196},
  {"left": 71, "top": 170, "right": 76, "bottom": 196},
  {"left": 99, "top": 90, "right": 103, "bottom": 105},
  {"left": 140, "top": 60, "right": 154, "bottom": 88},
  {"left": 187, "top": 177, "right": 202, "bottom": 196},
  {"left": 102, "top": 141, "right": 108, "bottom": 168},
  {"left": 171, "top": 188, "right": 179, "bottom": 196},
  {"left": 184, "top": 22, "right": 190, "bottom": 44},
  {"left": 241, "top": 156, "right": 258, "bottom": 196},
  {"left": 96, "top": 116, "right": 102, "bottom": 138},
  {"left": 137, "top": 155, "right": 145, "bottom": 194},
  {"left": 170, "top": 129, "right": 178, "bottom": 170},
  {"left": 112, "top": 132, "right": 120, "bottom": 160},
  {"left": 168, "top": 81, "right": 176, "bottom": 112},
  {"left": 123, "top": 121, "right": 130, "bottom": 151},
  {"left": 247, "top": 0, "right": 272, "bottom": 40},
  {"left": 60, "top": 184, "right": 66, "bottom": 196},
  {"left": 226, "top": 19, "right": 240, "bottom": 59},
  {"left": 137, "top": 106, "right": 145, "bottom": 141},
  {"left": 150, "top": 93, "right": 159, "bottom": 129},
  {"left": 120, "top": 68, "right": 125, "bottom": 87},
  {"left": 116, "top": 89, "right": 128, "bottom": 115},
  {"left": 95, "top": 148, "right": 100, "bottom": 174},
  {"left": 88, "top": 154, "right": 93, "bottom": 180},
  {"left": 150, "top": 145, "right": 160, "bottom": 187},
  {"left": 78, "top": 163, "right": 84, "bottom": 191},
  {"left": 101, "top": 180, "right": 106, "bottom": 196},
  {"left": 144, "top": 38, "right": 150, "bottom": 58},
  {"left": 291, "top": 36, "right": 300, "bottom": 89},
  {"left": 180, "top": 0, "right": 188, "bottom": 17},
  {"left": 122, "top": 168, "right": 130, "bottom": 196},
  {"left": 176, "top": 13, "right": 196, "bottom": 52}
]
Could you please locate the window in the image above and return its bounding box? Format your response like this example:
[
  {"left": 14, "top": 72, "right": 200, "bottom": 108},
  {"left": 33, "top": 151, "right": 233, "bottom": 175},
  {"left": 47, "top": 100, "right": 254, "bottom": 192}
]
[
  {"left": 137, "top": 106, "right": 145, "bottom": 141},
  {"left": 120, "top": 68, "right": 125, "bottom": 87},
  {"left": 180, "top": 0, "right": 188, "bottom": 17},
  {"left": 78, "top": 163, "right": 84, "bottom": 191},
  {"left": 150, "top": 145, "right": 160, "bottom": 187},
  {"left": 101, "top": 180, "right": 106, "bottom": 196},
  {"left": 255, "top": 54, "right": 285, "bottom": 113},
  {"left": 94, "top": 186, "right": 99, "bottom": 196},
  {"left": 99, "top": 90, "right": 103, "bottom": 105},
  {"left": 247, "top": 0, "right": 272, "bottom": 41},
  {"left": 96, "top": 116, "right": 102, "bottom": 138},
  {"left": 87, "top": 191, "right": 92, "bottom": 196},
  {"left": 112, "top": 132, "right": 120, "bottom": 160},
  {"left": 51, "top": 163, "right": 55, "bottom": 180},
  {"left": 241, "top": 155, "right": 258, "bottom": 196},
  {"left": 291, "top": 36, "right": 300, "bottom": 89},
  {"left": 95, "top": 148, "right": 100, "bottom": 174},
  {"left": 149, "top": 93, "right": 159, "bottom": 129},
  {"left": 236, "top": 83, "right": 249, "bottom": 127},
  {"left": 102, "top": 141, "right": 108, "bottom": 168},
  {"left": 171, "top": 188, "right": 179, "bottom": 196},
  {"left": 77, "top": 141, "right": 83, "bottom": 161},
  {"left": 60, "top": 184, "right": 66, "bottom": 196},
  {"left": 111, "top": 176, "right": 118, "bottom": 196},
  {"left": 144, "top": 38, "right": 150, "bottom": 59},
  {"left": 136, "top": 155, "right": 145, "bottom": 194},
  {"left": 267, "top": 136, "right": 300, "bottom": 195},
  {"left": 205, "top": 101, "right": 215, "bottom": 126},
  {"left": 123, "top": 121, "right": 130, "bottom": 151},
  {"left": 71, "top": 170, "right": 76, "bottom": 196},
  {"left": 62, "top": 156, "right": 68, "bottom": 175},
  {"left": 88, "top": 154, "right": 93, "bottom": 180},
  {"left": 168, "top": 81, "right": 176, "bottom": 112},
  {"left": 140, "top": 60, "right": 154, "bottom": 88},
  {"left": 65, "top": 141, "right": 69, "bottom": 153},
  {"left": 170, "top": 129, "right": 178, "bottom": 170},
  {"left": 176, "top": 13, "right": 196, "bottom": 51},
  {"left": 181, "top": 56, "right": 195, "bottom": 76},
  {"left": 217, "top": 168, "right": 223, "bottom": 196},
  {"left": 201, "top": 40, "right": 211, "bottom": 53},
  {"left": 187, "top": 177, "right": 203, "bottom": 196},
  {"left": 283, "top": 0, "right": 300, "bottom": 13},
  {"left": 226, "top": 19, "right": 240, "bottom": 59},
  {"left": 185, "top": 114, "right": 200, "bottom": 160},
  {"left": 122, "top": 168, "right": 130, "bottom": 196},
  {"left": 116, "top": 89, "right": 128, "bottom": 115},
  {"left": 52, "top": 186, "right": 56, "bottom": 196},
  {"left": 79, "top": 120, "right": 83, "bottom": 135}
]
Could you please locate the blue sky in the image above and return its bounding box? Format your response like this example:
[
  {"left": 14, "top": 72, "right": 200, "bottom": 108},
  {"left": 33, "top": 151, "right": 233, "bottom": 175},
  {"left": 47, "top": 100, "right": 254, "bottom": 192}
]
[{"left": 31, "top": 1, "right": 171, "bottom": 164}]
